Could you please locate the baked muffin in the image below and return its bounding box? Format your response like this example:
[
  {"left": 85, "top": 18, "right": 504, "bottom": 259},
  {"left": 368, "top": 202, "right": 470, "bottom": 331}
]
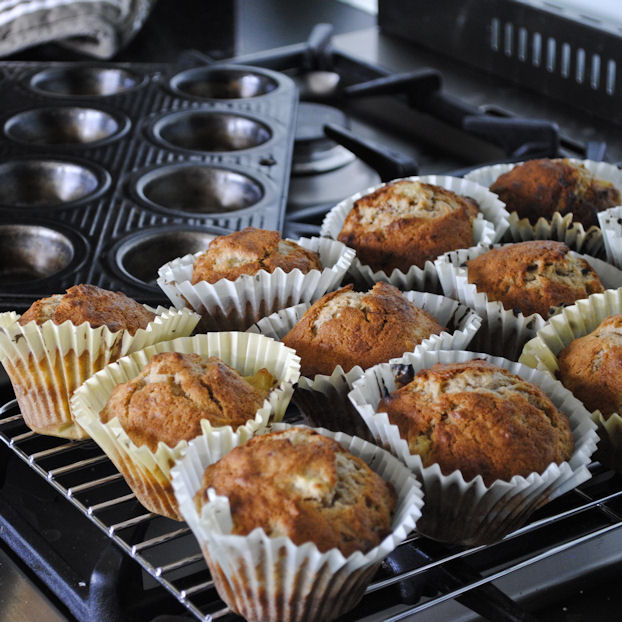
[
  {"left": 377, "top": 359, "right": 574, "bottom": 485},
  {"left": 193, "top": 427, "right": 397, "bottom": 557},
  {"left": 19, "top": 284, "right": 155, "bottom": 333},
  {"left": 281, "top": 282, "right": 444, "bottom": 377},
  {"left": 192, "top": 227, "right": 322, "bottom": 284},
  {"left": 337, "top": 179, "right": 480, "bottom": 273},
  {"left": 467, "top": 241, "right": 604, "bottom": 318},
  {"left": 101, "top": 352, "right": 276, "bottom": 452},
  {"left": 558, "top": 314, "right": 622, "bottom": 418},
  {"left": 490, "top": 158, "right": 621, "bottom": 229}
]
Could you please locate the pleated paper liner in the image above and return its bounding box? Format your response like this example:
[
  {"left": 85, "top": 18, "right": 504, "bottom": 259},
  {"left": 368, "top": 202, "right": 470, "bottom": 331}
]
[
  {"left": 319, "top": 174, "right": 510, "bottom": 291},
  {"left": 464, "top": 159, "right": 622, "bottom": 257},
  {"left": 157, "top": 236, "right": 355, "bottom": 331},
  {"left": 598, "top": 205, "right": 622, "bottom": 270},
  {"left": 171, "top": 423, "right": 424, "bottom": 622},
  {"left": 247, "top": 290, "right": 482, "bottom": 439},
  {"left": 348, "top": 349, "right": 598, "bottom": 546},
  {"left": 70, "top": 332, "right": 301, "bottom": 519},
  {"left": 435, "top": 243, "right": 622, "bottom": 361},
  {"left": 519, "top": 288, "right": 622, "bottom": 472},
  {"left": 0, "top": 306, "right": 199, "bottom": 439}
]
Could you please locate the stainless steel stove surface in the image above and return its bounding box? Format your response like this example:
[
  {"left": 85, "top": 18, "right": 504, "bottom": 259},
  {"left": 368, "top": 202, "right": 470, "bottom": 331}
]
[{"left": 2, "top": 7, "right": 622, "bottom": 622}]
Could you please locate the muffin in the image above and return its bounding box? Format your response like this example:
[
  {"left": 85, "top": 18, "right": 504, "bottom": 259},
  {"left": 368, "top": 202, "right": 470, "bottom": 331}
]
[
  {"left": 377, "top": 359, "right": 574, "bottom": 485},
  {"left": 467, "top": 241, "right": 604, "bottom": 318},
  {"left": 194, "top": 427, "right": 396, "bottom": 556},
  {"left": 282, "top": 282, "right": 444, "bottom": 377},
  {"left": 0, "top": 285, "right": 199, "bottom": 439},
  {"left": 490, "top": 158, "right": 621, "bottom": 229},
  {"left": 191, "top": 227, "right": 322, "bottom": 284},
  {"left": 337, "top": 179, "right": 480, "bottom": 273},
  {"left": 101, "top": 352, "right": 276, "bottom": 452}
]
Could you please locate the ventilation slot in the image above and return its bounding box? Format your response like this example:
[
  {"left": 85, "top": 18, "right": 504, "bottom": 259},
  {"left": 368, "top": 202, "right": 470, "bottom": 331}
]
[
  {"left": 606, "top": 60, "right": 616, "bottom": 95},
  {"left": 576, "top": 48, "right": 586, "bottom": 83},
  {"left": 532, "top": 32, "right": 542, "bottom": 67},
  {"left": 546, "top": 37, "right": 556, "bottom": 72},
  {"left": 561, "top": 43, "right": 571, "bottom": 78},
  {"left": 591, "top": 53, "right": 601, "bottom": 89},
  {"left": 490, "top": 17, "right": 500, "bottom": 51},
  {"left": 504, "top": 22, "right": 514, "bottom": 56}
]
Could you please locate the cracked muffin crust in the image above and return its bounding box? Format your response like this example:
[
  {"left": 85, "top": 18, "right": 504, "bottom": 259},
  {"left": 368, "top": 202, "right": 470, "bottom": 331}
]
[
  {"left": 489, "top": 158, "right": 620, "bottom": 229},
  {"left": 337, "top": 179, "right": 480, "bottom": 272},
  {"left": 100, "top": 352, "right": 276, "bottom": 451},
  {"left": 191, "top": 227, "right": 322, "bottom": 284},
  {"left": 193, "top": 427, "right": 397, "bottom": 556},
  {"left": 19, "top": 284, "right": 156, "bottom": 334},
  {"left": 558, "top": 314, "right": 622, "bottom": 418},
  {"left": 281, "top": 282, "right": 444, "bottom": 377},
  {"left": 466, "top": 240, "right": 604, "bottom": 318},
  {"left": 377, "top": 359, "right": 574, "bottom": 485}
]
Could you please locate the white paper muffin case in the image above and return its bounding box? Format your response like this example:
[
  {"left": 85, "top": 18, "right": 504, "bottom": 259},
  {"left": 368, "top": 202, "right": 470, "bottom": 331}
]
[
  {"left": 0, "top": 306, "right": 199, "bottom": 440},
  {"left": 520, "top": 287, "right": 622, "bottom": 472},
  {"left": 319, "top": 175, "right": 510, "bottom": 292},
  {"left": 171, "top": 423, "right": 424, "bottom": 622},
  {"left": 156, "top": 236, "right": 355, "bottom": 332},
  {"left": 434, "top": 243, "right": 622, "bottom": 361},
  {"left": 70, "top": 332, "right": 301, "bottom": 520},
  {"left": 598, "top": 205, "right": 622, "bottom": 269},
  {"left": 348, "top": 349, "right": 598, "bottom": 546},
  {"left": 247, "top": 291, "right": 482, "bottom": 439},
  {"left": 465, "top": 159, "right": 622, "bottom": 257}
]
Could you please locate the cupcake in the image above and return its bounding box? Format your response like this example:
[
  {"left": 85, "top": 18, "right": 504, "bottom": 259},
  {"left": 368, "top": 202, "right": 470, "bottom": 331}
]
[
  {"left": 171, "top": 424, "right": 424, "bottom": 622},
  {"left": 348, "top": 349, "right": 598, "bottom": 545},
  {"left": 158, "top": 228, "right": 354, "bottom": 331},
  {"left": 70, "top": 332, "right": 301, "bottom": 519},
  {"left": 0, "top": 284, "right": 199, "bottom": 439}
]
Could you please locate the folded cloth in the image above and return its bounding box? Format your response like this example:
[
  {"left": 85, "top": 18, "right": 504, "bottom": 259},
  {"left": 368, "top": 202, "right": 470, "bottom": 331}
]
[{"left": 0, "top": 0, "right": 156, "bottom": 58}]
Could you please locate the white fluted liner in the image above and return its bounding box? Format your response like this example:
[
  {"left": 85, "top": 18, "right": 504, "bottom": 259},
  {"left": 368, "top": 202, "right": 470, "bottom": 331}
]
[
  {"left": 247, "top": 292, "right": 482, "bottom": 438},
  {"left": 348, "top": 349, "right": 598, "bottom": 545},
  {"left": 598, "top": 205, "right": 622, "bottom": 269},
  {"left": 70, "top": 333, "right": 301, "bottom": 520},
  {"left": 319, "top": 175, "right": 509, "bottom": 291},
  {"left": 157, "top": 236, "right": 355, "bottom": 331},
  {"left": 171, "top": 423, "right": 424, "bottom": 622},
  {"left": 465, "top": 159, "right": 622, "bottom": 256},
  {"left": 435, "top": 243, "right": 622, "bottom": 360},
  {"left": 0, "top": 306, "right": 199, "bottom": 439},
  {"left": 520, "top": 288, "right": 622, "bottom": 472}
]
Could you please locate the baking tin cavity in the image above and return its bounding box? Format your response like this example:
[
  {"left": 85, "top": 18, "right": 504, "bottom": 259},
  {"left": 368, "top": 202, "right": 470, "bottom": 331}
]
[
  {"left": 0, "top": 158, "right": 110, "bottom": 209},
  {"left": 4, "top": 107, "right": 130, "bottom": 147},
  {"left": 149, "top": 110, "right": 272, "bottom": 153},
  {"left": 29, "top": 66, "right": 144, "bottom": 97},
  {"left": 109, "top": 224, "right": 229, "bottom": 291}
]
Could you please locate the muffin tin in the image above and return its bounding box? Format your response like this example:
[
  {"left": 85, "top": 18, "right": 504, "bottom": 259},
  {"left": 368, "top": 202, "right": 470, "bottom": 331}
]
[{"left": 0, "top": 62, "right": 298, "bottom": 311}]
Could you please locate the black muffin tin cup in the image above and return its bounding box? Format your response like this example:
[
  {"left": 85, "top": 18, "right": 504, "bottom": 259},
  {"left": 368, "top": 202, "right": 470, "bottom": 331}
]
[{"left": 0, "top": 62, "right": 298, "bottom": 311}]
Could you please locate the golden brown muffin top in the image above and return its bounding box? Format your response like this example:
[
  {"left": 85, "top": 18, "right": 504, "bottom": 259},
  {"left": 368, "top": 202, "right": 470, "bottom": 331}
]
[
  {"left": 18, "top": 284, "right": 155, "bottom": 334},
  {"left": 100, "top": 352, "right": 276, "bottom": 451},
  {"left": 558, "top": 314, "right": 622, "bottom": 418},
  {"left": 281, "top": 282, "right": 444, "bottom": 377},
  {"left": 337, "top": 180, "right": 480, "bottom": 272},
  {"left": 467, "top": 241, "right": 604, "bottom": 318},
  {"left": 193, "top": 427, "right": 397, "bottom": 556},
  {"left": 378, "top": 359, "right": 574, "bottom": 485},
  {"left": 489, "top": 158, "right": 620, "bottom": 229},
  {"left": 191, "top": 227, "right": 322, "bottom": 284}
]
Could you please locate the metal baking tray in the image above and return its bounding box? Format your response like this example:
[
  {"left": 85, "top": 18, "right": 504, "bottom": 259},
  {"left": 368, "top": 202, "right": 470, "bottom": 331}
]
[{"left": 0, "top": 61, "right": 298, "bottom": 312}]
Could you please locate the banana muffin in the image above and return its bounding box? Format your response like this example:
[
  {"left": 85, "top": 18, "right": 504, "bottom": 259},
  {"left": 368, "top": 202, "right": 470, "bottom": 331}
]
[
  {"left": 19, "top": 284, "right": 155, "bottom": 333},
  {"left": 558, "top": 314, "right": 622, "bottom": 418},
  {"left": 337, "top": 179, "right": 480, "bottom": 273},
  {"left": 489, "top": 158, "right": 620, "bottom": 229},
  {"left": 377, "top": 359, "right": 574, "bottom": 485},
  {"left": 191, "top": 227, "right": 322, "bottom": 284},
  {"left": 281, "top": 282, "right": 444, "bottom": 377},
  {"left": 466, "top": 241, "right": 604, "bottom": 318},
  {"left": 193, "top": 427, "right": 397, "bottom": 557},
  {"left": 100, "top": 351, "right": 276, "bottom": 451}
]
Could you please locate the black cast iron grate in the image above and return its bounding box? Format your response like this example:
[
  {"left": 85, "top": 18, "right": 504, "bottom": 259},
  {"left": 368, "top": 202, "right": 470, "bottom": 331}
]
[{"left": 2, "top": 398, "right": 622, "bottom": 621}]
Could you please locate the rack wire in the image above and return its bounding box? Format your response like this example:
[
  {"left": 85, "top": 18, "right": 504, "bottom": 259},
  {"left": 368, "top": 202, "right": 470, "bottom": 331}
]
[{"left": 2, "top": 398, "right": 622, "bottom": 621}]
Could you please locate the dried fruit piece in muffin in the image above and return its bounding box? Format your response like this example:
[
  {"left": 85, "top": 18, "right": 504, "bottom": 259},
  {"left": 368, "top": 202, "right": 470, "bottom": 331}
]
[
  {"left": 377, "top": 359, "right": 574, "bottom": 486},
  {"left": 466, "top": 240, "right": 604, "bottom": 318},
  {"left": 191, "top": 227, "right": 322, "bottom": 284},
  {"left": 337, "top": 179, "right": 480, "bottom": 272}
]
